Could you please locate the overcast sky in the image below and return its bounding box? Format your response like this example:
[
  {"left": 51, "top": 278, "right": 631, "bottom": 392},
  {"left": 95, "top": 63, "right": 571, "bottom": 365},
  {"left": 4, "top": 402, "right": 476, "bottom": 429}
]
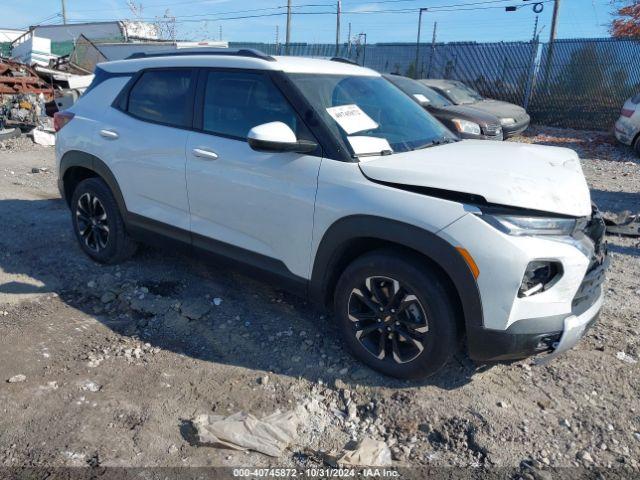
[{"left": 2, "top": 0, "right": 616, "bottom": 44}]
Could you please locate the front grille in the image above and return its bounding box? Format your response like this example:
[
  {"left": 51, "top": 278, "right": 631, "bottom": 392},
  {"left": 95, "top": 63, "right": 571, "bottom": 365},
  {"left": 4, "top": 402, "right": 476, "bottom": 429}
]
[
  {"left": 572, "top": 205, "right": 608, "bottom": 314},
  {"left": 572, "top": 256, "right": 608, "bottom": 312},
  {"left": 484, "top": 124, "right": 501, "bottom": 135},
  {"left": 584, "top": 205, "right": 607, "bottom": 267}
]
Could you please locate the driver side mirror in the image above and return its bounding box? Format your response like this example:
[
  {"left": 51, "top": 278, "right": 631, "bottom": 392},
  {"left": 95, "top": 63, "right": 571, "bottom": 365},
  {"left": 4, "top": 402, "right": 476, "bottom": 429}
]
[{"left": 247, "top": 122, "right": 317, "bottom": 154}]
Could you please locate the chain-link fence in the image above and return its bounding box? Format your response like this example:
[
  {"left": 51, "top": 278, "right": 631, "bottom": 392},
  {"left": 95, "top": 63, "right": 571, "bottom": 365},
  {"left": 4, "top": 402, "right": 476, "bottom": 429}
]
[
  {"left": 232, "top": 38, "right": 640, "bottom": 131},
  {"left": 3, "top": 36, "right": 638, "bottom": 130}
]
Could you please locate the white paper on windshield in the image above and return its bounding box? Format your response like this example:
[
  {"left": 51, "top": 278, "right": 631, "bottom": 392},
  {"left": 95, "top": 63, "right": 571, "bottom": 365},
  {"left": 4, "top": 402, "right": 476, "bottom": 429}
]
[
  {"left": 326, "top": 104, "right": 378, "bottom": 134},
  {"left": 413, "top": 93, "right": 429, "bottom": 104},
  {"left": 347, "top": 136, "right": 392, "bottom": 159}
]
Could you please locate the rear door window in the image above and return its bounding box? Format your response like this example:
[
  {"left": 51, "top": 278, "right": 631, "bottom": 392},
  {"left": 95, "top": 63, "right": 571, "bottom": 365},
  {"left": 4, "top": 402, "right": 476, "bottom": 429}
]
[
  {"left": 201, "top": 70, "right": 303, "bottom": 140},
  {"left": 127, "top": 69, "right": 195, "bottom": 128}
]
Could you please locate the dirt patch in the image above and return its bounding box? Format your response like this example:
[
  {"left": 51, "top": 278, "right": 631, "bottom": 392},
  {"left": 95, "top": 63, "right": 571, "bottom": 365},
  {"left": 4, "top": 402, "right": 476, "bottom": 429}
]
[{"left": 0, "top": 128, "right": 638, "bottom": 472}]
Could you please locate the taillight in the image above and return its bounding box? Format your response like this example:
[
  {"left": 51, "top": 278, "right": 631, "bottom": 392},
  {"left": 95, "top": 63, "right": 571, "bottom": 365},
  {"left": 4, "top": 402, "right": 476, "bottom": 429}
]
[
  {"left": 621, "top": 108, "right": 635, "bottom": 118},
  {"left": 54, "top": 111, "right": 75, "bottom": 132}
]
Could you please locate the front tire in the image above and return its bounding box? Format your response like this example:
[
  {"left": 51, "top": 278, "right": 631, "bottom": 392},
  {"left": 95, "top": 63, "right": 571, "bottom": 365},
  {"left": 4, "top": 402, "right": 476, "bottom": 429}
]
[
  {"left": 634, "top": 135, "right": 640, "bottom": 157},
  {"left": 70, "top": 177, "right": 137, "bottom": 264},
  {"left": 334, "top": 249, "right": 460, "bottom": 379}
]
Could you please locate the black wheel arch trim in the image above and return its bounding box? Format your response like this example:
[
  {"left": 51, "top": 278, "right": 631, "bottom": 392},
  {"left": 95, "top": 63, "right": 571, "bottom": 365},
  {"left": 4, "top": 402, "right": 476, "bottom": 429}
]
[
  {"left": 309, "top": 215, "right": 485, "bottom": 332},
  {"left": 59, "top": 150, "right": 128, "bottom": 216}
]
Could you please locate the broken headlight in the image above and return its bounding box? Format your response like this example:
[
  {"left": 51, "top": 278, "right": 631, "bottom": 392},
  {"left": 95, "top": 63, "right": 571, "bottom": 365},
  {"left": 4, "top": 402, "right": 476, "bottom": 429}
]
[
  {"left": 480, "top": 214, "right": 577, "bottom": 236},
  {"left": 519, "top": 261, "right": 563, "bottom": 297}
]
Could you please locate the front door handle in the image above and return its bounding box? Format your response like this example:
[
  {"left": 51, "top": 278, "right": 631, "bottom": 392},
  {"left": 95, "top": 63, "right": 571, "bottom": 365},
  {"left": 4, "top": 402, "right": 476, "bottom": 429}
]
[
  {"left": 192, "top": 148, "right": 219, "bottom": 160},
  {"left": 100, "top": 129, "right": 119, "bottom": 140}
]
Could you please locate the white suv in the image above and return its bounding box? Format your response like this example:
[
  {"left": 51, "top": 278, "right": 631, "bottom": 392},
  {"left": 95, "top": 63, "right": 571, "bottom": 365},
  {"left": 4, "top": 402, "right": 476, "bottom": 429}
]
[
  {"left": 614, "top": 93, "right": 640, "bottom": 157},
  {"left": 55, "top": 49, "right": 607, "bottom": 379}
]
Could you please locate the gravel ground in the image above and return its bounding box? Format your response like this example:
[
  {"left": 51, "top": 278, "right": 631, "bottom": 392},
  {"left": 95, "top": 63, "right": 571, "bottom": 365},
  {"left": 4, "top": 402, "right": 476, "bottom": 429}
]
[{"left": 0, "top": 127, "right": 638, "bottom": 476}]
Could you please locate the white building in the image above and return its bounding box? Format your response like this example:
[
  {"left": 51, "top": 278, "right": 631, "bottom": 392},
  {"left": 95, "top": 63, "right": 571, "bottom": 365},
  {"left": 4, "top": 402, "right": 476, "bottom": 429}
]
[
  {"left": 0, "top": 28, "right": 26, "bottom": 43},
  {"left": 30, "top": 21, "right": 159, "bottom": 43}
]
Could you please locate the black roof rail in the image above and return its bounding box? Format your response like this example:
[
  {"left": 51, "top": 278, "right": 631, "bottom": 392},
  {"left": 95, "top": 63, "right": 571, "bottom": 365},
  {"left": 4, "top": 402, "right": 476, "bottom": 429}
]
[
  {"left": 330, "top": 57, "right": 359, "bottom": 66},
  {"left": 126, "top": 48, "right": 276, "bottom": 62}
]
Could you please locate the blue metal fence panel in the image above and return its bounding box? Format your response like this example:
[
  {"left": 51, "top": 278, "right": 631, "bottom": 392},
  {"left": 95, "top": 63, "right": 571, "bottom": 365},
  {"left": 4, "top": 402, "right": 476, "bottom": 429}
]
[{"left": 231, "top": 38, "right": 640, "bottom": 131}]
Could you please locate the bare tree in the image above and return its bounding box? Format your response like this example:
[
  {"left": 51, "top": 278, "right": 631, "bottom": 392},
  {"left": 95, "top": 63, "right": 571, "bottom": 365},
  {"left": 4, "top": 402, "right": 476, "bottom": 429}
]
[
  {"left": 126, "top": 0, "right": 144, "bottom": 19},
  {"left": 154, "top": 9, "right": 177, "bottom": 41},
  {"left": 125, "top": 1, "right": 177, "bottom": 41}
]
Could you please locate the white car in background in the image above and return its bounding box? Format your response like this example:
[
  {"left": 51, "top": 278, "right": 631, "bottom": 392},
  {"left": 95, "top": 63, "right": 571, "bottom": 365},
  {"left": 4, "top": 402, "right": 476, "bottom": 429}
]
[{"left": 614, "top": 93, "right": 640, "bottom": 156}]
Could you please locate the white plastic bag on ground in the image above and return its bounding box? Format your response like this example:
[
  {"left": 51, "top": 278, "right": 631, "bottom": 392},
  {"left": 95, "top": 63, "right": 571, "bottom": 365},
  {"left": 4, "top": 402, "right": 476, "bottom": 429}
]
[
  {"left": 192, "top": 408, "right": 307, "bottom": 457},
  {"left": 338, "top": 437, "right": 392, "bottom": 467}
]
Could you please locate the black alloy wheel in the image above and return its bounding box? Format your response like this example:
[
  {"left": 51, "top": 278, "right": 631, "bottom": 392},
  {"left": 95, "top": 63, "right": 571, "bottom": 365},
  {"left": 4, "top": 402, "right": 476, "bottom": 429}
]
[
  {"left": 335, "top": 249, "right": 459, "bottom": 379},
  {"left": 70, "top": 177, "right": 137, "bottom": 264},
  {"left": 348, "top": 276, "right": 429, "bottom": 364},
  {"left": 76, "top": 192, "right": 110, "bottom": 253}
]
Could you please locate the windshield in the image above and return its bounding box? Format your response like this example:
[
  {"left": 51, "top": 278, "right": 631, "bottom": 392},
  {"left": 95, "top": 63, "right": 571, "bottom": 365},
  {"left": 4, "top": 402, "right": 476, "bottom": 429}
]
[
  {"left": 440, "top": 82, "right": 483, "bottom": 105},
  {"left": 384, "top": 75, "right": 452, "bottom": 108},
  {"left": 288, "top": 73, "right": 457, "bottom": 156}
]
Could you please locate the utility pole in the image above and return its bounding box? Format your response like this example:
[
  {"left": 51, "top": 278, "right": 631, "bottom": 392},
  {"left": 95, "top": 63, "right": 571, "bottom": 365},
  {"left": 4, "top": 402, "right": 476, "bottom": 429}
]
[
  {"left": 61, "top": 0, "right": 67, "bottom": 24},
  {"left": 219, "top": 25, "right": 222, "bottom": 41},
  {"left": 347, "top": 22, "right": 352, "bottom": 56},
  {"left": 335, "top": 0, "right": 341, "bottom": 57},
  {"left": 358, "top": 32, "right": 367, "bottom": 66},
  {"left": 285, "top": 0, "right": 292, "bottom": 55},
  {"left": 544, "top": 0, "right": 561, "bottom": 90},
  {"left": 523, "top": 15, "right": 540, "bottom": 110},
  {"left": 414, "top": 8, "right": 427, "bottom": 79},
  {"left": 549, "top": 0, "right": 561, "bottom": 43},
  {"left": 275, "top": 25, "right": 279, "bottom": 47},
  {"left": 426, "top": 21, "right": 437, "bottom": 78}
]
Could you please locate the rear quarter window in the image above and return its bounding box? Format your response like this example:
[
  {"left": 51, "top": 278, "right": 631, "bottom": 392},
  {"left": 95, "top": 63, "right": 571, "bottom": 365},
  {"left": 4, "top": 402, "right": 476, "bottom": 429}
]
[{"left": 126, "top": 69, "right": 195, "bottom": 128}]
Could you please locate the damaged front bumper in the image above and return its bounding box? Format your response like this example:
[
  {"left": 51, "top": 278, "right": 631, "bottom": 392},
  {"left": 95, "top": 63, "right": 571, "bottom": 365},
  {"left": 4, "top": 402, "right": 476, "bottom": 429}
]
[
  {"left": 467, "top": 240, "right": 609, "bottom": 363},
  {"left": 467, "top": 268, "right": 606, "bottom": 362},
  {"left": 535, "top": 288, "right": 604, "bottom": 364}
]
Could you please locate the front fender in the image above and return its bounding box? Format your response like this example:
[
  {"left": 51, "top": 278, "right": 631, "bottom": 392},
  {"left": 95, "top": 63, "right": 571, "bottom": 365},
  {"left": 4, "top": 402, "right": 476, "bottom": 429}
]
[{"left": 309, "top": 215, "right": 484, "bottom": 333}]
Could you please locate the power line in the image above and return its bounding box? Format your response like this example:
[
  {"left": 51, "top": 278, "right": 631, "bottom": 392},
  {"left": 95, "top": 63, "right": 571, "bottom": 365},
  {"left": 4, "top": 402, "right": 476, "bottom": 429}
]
[
  {"left": 342, "top": 1, "right": 554, "bottom": 14},
  {"left": 71, "top": 2, "right": 333, "bottom": 14},
  {"left": 66, "top": 0, "right": 553, "bottom": 25},
  {"left": 61, "top": 0, "right": 548, "bottom": 22}
]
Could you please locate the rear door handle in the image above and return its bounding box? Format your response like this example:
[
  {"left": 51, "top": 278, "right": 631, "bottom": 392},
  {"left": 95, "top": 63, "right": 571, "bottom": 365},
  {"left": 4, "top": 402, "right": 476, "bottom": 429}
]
[
  {"left": 192, "top": 148, "right": 219, "bottom": 160},
  {"left": 100, "top": 129, "right": 119, "bottom": 140}
]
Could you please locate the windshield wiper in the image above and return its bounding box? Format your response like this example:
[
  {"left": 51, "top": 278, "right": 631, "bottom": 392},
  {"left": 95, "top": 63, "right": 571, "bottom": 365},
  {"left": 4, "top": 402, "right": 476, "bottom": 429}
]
[
  {"left": 414, "top": 136, "right": 458, "bottom": 150},
  {"left": 352, "top": 149, "right": 394, "bottom": 158}
]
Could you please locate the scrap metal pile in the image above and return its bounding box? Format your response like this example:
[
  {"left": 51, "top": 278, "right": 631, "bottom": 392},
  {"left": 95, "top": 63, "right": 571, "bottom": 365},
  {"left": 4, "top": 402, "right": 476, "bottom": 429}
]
[
  {"left": 0, "top": 58, "right": 54, "bottom": 138},
  {"left": 0, "top": 58, "right": 53, "bottom": 97},
  {"left": 0, "top": 44, "right": 94, "bottom": 143}
]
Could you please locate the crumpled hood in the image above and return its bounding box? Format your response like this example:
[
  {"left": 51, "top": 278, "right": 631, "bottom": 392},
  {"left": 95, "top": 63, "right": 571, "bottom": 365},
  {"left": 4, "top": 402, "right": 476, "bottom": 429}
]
[
  {"left": 467, "top": 99, "right": 528, "bottom": 120},
  {"left": 359, "top": 140, "right": 592, "bottom": 217}
]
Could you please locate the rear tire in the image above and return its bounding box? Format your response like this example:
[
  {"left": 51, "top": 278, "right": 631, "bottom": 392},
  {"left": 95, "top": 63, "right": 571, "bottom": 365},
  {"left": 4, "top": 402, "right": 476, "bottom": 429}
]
[
  {"left": 633, "top": 135, "right": 640, "bottom": 157},
  {"left": 334, "top": 249, "right": 459, "bottom": 379},
  {"left": 70, "top": 177, "right": 137, "bottom": 264}
]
